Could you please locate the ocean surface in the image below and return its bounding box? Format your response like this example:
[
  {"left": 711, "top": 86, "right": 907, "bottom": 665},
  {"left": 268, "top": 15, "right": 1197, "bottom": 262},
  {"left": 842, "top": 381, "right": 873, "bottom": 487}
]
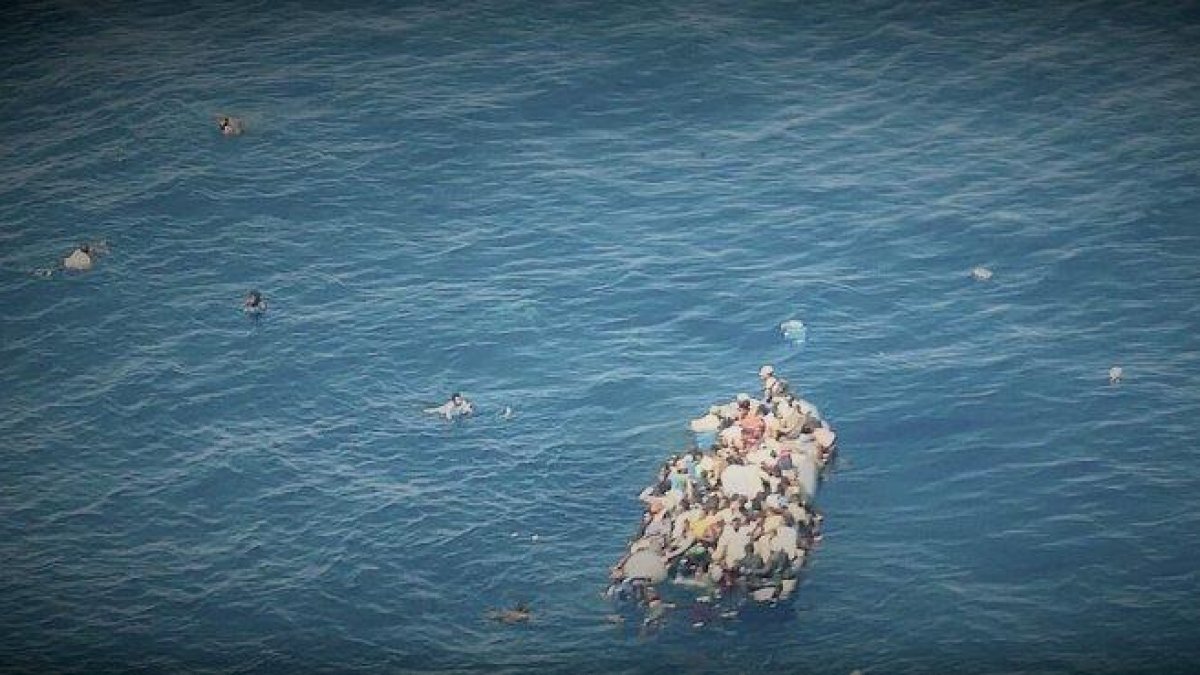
[{"left": 3, "top": 0, "right": 1200, "bottom": 672}]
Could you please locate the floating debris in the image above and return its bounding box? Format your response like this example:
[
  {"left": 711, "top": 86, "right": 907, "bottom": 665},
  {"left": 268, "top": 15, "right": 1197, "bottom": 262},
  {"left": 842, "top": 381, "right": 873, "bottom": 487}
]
[
  {"left": 780, "top": 319, "right": 807, "bottom": 346},
  {"left": 606, "top": 367, "right": 835, "bottom": 624},
  {"left": 970, "top": 266, "right": 993, "bottom": 281},
  {"left": 1109, "top": 366, "right": 1123, "bottom": 384}
]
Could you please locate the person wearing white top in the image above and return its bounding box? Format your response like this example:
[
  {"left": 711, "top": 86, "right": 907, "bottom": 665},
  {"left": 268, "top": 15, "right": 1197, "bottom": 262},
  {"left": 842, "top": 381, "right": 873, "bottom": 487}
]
[{"left": 426, "top": 392, "right": 474, "bottom": 420}]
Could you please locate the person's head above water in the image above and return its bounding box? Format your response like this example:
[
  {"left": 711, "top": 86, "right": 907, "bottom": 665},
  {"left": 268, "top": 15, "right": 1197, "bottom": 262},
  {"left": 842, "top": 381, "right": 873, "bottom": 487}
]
[
  {"left": 217, "top": 115, "right": 244, "bottom": 136},
  {"left": 450, "top": 392, "right": 464, "bottom": 403},
  {"left": 243, "top": 290, "right": 267, "bottom": 313}
]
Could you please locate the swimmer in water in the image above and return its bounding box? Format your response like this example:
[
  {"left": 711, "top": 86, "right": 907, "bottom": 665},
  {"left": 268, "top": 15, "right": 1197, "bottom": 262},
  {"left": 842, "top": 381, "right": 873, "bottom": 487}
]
[
  {"left": 243, "top": 289, "right": 267, "bottom": 315},
  {"left": 59, "top": 240, "right": 108, "bottom": 273},
  {"left": 426, "top": 392, "right": 473, "bottom": 420},
  {"left": 485, "top": 602, "right": 531, "bottom": 624},
  {"left": 216, "top": 115, "right": 245, "bottom": 136},
  {"left": 63, "top": 244, "right": 93, "bottom": 271},
  {"left": 643, "top": 589, "right": 668, "bottom": 626}
]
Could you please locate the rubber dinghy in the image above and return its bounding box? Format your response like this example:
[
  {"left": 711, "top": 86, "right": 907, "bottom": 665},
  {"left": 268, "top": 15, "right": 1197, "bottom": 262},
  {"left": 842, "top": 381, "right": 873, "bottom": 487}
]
[{"left": 606, "top": 369, "right": 836, "bottom": 621}]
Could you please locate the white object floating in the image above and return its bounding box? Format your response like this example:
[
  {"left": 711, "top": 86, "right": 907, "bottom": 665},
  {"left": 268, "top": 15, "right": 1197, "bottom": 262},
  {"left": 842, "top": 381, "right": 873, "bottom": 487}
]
[
  {"left": 971, "top": 266, "right": 993, "bottom": 281},
  {"left": 1109, "top": 366, "right": 1123, "bottom": 384},
  {"left": 530, "top": 534, "right": 539, "bottom": 542},
  {"left": 780, "top": 319, "right": 807, "bottom": 346}
]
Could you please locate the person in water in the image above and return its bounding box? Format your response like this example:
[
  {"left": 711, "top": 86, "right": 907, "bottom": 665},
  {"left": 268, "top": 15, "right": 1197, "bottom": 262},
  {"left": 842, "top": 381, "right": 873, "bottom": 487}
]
[
  {"left": 59, "top": 240, "right": 109, "bottom": 273},
  {"left": 243, "top": 289, "right": 267, "bottom": 315},
  {"left": 63, "top": 244, "right": 93, "bottom": 271},
  {"left": 217, "top": 115, "right": 245, "bottom": 136},
  {"left": 426, "top": 392, "right": 473, "bottom": 420},
  {"left": 485, "top": 602, "right": 531, "bottom": 624}
]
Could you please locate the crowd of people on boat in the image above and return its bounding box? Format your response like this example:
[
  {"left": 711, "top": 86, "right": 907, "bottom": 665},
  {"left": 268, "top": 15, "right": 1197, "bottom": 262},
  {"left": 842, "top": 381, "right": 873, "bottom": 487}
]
[{"left": 606, "top": 366, "right": 836, "bottom": 620}]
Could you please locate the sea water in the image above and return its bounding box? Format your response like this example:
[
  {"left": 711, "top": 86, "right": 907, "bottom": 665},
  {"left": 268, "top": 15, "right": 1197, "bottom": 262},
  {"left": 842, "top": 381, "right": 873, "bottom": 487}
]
[{"left": 2, "top": 0, "right": 1200, "bottom": 672}]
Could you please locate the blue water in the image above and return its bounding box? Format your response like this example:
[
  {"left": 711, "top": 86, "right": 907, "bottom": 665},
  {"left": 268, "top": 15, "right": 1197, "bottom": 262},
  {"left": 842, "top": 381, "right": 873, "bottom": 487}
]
[{"left": 3, "top": 0, "right": 1200, "bottom": 672}]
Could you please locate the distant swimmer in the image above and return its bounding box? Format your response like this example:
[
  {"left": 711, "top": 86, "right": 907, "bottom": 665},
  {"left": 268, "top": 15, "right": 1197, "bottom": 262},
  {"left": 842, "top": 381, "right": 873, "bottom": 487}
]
[
  {"left": 485, "top": 602, "right": 531, "bottom": 624},
  {"left": 58, "top": 240, "right": 108, "bottom": 273},
  {"left": 500, "top": 405, "right": 514, "bottom": 420},
  {"left": 63, "top": 244, "right": 94, "bottom": 271},
  {"left": 243, "top": 289, "right": 267, "bottom": 316},
  {"left": 971, "top": 266, "right": 993, "bottom": 281},
  {"left": 1109, "top": 366, "right": 1123, "bottom": 384},
  {"left": 426, "top": 392, "right": 474, "bottom": 420},
  {"left": 216, "top": 114, "right": 245, "bottom": 136}
]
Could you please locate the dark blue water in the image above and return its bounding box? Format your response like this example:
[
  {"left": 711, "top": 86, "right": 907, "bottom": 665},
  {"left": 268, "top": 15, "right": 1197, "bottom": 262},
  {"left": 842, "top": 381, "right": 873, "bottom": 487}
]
[{"left": 3, "top": 0, "right": 1200, "bottom": 672}]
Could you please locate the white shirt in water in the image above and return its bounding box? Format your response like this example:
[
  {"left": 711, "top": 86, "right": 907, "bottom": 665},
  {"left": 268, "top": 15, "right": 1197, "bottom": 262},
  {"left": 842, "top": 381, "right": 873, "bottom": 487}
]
[
  {"left": 428, "top": 400, "right": 473, "bottom": 419},
  {"left": 63, "top": 250, "right": 92, "bottom": 271}
]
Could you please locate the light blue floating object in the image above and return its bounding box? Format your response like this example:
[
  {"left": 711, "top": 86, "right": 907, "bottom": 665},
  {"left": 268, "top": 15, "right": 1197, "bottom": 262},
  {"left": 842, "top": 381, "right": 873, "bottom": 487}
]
[{"left": 780, "top": 319, "right": 807, "bottom": 346}]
